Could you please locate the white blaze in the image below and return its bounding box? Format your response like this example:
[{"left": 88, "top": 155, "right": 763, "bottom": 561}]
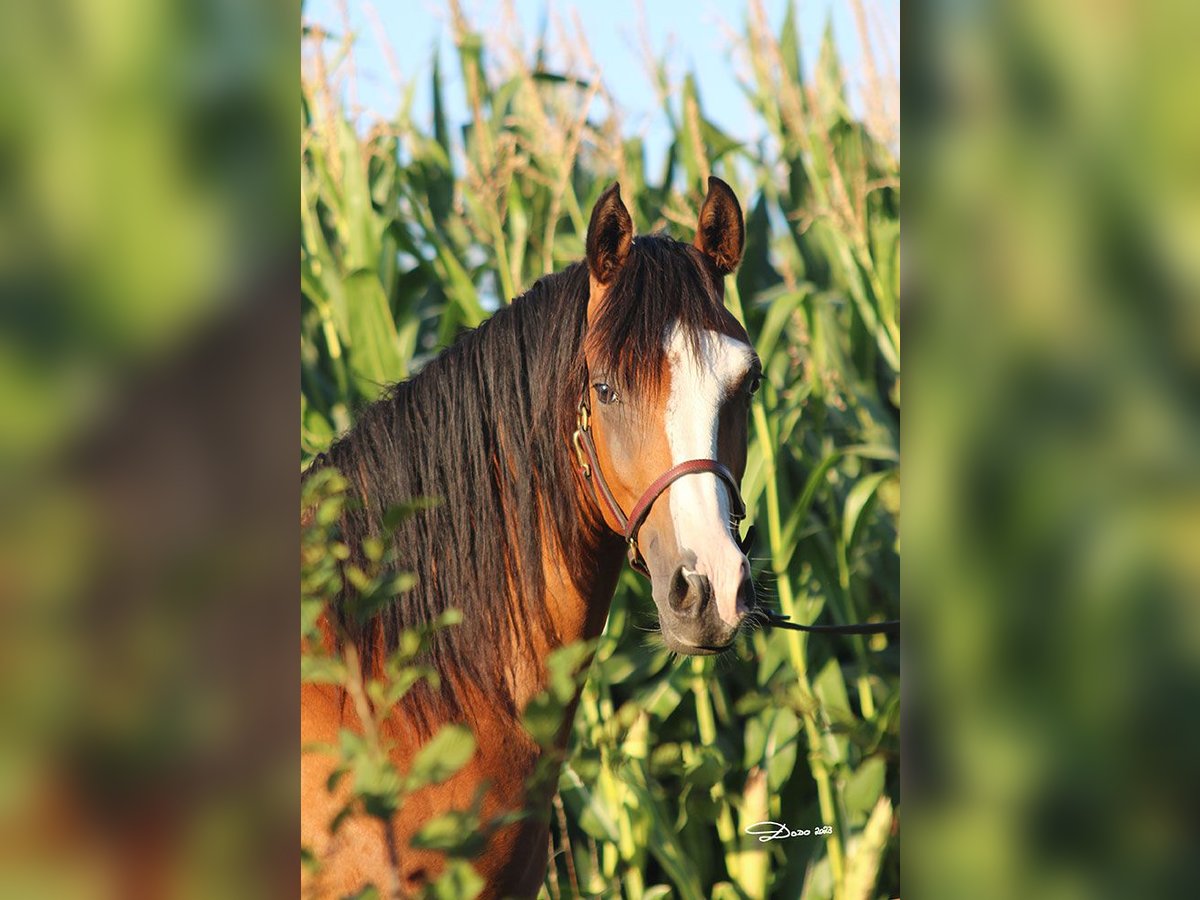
[{"left": 664, "top": 326, "right": 754, "bottom": 626}]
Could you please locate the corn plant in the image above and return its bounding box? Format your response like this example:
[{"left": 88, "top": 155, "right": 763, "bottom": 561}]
[{"left": 301, "top": 2, "right": 899, "bottom": 897}]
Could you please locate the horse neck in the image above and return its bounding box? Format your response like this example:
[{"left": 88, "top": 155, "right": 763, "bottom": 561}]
[{"left": 507, "top": 476, "right": 627, "bottom": 718}]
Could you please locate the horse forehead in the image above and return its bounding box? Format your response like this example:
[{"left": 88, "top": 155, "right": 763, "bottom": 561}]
[{"left": 664, "top": 326, "right": 753, "bottom": 399}]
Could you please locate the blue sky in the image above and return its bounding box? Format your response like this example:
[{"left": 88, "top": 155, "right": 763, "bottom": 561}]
[{"left": 304, "top": 0, "right": 898, "bottom": 170}]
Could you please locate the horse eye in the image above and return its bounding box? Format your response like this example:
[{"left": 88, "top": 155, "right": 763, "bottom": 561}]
[
  {"left": 594, "top": 382, "right": 619, "bottom": 405},
  {"left": 747, "top": 374, "right": 762, "bottom": 395}
]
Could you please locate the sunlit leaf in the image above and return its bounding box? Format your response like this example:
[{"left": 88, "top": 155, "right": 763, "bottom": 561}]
[{"left": 407, "top": 724, "right": 476, "bottom": 789}]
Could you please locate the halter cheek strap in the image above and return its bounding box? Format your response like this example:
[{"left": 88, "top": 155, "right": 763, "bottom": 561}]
[{"left": 571, "top": 382, "right": 752, "bottom": 576}]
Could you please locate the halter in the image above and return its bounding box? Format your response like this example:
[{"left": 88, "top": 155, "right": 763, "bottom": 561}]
[{"left": 571, "top": 378, "right": 754, "bottom": 576}]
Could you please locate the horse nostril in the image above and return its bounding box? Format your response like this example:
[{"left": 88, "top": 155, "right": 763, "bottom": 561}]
[
  {"left": 736, "top": 573, "right": 755, "bottom": 617},
  {"left": 668, "top": 566, "right": 711, "bottom": 617},
  {"left": 668, "top": 567, "right": 692, "bottom": 612}
]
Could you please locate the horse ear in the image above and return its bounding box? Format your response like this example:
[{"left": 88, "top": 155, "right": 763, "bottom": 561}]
[
  {"left": 586, "top": 182, "right": 634, "bottom": 285},
  {"left": 693, "top": 176, "right": 744, "bottom": 276}
]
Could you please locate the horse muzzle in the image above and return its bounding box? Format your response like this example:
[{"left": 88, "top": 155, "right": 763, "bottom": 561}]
[{"left": 656, "top": 559, "right": 754, "bottom": 655}]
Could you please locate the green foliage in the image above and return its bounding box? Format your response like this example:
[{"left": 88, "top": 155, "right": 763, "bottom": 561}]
[
  {"left": 300, "top": 473, "right": 483, "bottom": 898},
  {"left": 301, "top": 2, "right": 899, "bottom": 897}
]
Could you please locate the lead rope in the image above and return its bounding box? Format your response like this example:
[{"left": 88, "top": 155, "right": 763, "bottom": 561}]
[{"left": 761, "top": 612, "right": 899, "bottom": 636}]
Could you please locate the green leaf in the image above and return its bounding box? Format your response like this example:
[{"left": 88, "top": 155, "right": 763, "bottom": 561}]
[
  {"left": 431, "top": 49, "right": 451, "bottom": 157},
  {"left": 407, "top": 724, "right": 476, "bottom": 789},
  {"left": 326, "top": 767, "right": 348, "bottom": 794},
  {"left": 813, "top": 659, "right": 853, "bottom": 760},
  {"left": 410, "top": 810, "right": 486, "bottom": 858},
  {"left": 328, "top": 802, "right": 354, "bottom": 836},
  {"left": 765, "top": 708, "right": 801, "bottom": 794},
  {"left": 530, "top": 70, "right": 591, "bottom": 89},
  {"left": 343, "top": 269, "right": 405, "bottom": 396},
  {"left": 625, "top": 781, "right": 706, "bottom": 900},
  {"left": 842, "top": 469, "right": 895, "bottom": 555},
  {"left": 558, "top": 765, "right": 620, "bottom": 844},
  {"left": 639, "top": 658, "right": 693, "bottom": 720},
  {"left": 300, "top": 655, "right": 347, "bottom": 685},
  {"left": 682, "top": 745, "right": 725, "bottom": 790},
  {"left": 815, "top": 18, "right": 849, "bottom": 127},
  {"left": 522, "top": 692, "right": 566, "bottom": 749},
  {"left": 338, "top": 118, "right": 384, "bottom": 271},
  {"left": 546, "top": 640, "right": 596, "bottom": 703},
  {"left": 778, "top": 449, "right": 845, "bottom": 569},
  {"left": 426, "top": 860, "right": 485, "bottom": 899},
  {"left": 779, "top": 0, "right": 806, "bottom": 90},
  {"left": 844, "top": 756, "right": 886, "bottom": 826}
]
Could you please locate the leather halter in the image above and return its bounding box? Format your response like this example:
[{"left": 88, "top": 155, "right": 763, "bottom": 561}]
[{"left": 571, "top": 379, "right": 752, "bottom": 576}]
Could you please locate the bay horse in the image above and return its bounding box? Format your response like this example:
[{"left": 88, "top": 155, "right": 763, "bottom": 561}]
[{"left": 302, "top": 177, "right": 762, "bottom": 897}]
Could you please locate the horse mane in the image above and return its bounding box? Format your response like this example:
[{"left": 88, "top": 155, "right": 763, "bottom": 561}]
[{"left": 305, "top": 235, "right": 732, "bottom": 728}]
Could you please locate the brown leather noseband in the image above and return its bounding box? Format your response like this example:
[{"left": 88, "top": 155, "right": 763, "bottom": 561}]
[{"left": 571, "top": 381, "right": 752, "bottom": 576}]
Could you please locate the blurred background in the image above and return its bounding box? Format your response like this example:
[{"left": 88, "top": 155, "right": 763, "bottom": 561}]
[
  {"left": 0, "top": 0, "right": 1197, "bottom": 896},
  {"left": 0, "top": 0, "right": 296, "bottom": 896},
  {"left": 905, "top": 1, "right": 1200, "bottom": 897}
]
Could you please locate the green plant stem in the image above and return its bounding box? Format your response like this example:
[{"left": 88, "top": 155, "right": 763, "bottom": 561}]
[
  {"left": 729, "top": 278, "right": 848, "bottom": 898},
  {"left": 691, "top": 659, "right": 742, "bottom": 886}
]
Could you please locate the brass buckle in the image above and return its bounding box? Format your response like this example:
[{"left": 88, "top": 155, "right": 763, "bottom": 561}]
[
  {"left": 573, "top": 399, "right": 593, "bottom": 477},
  {"left": 628, "top": 538, "right": 648, "bottom": 574},
  {"left": 572, "top": 429, "right": 591, "bottom": 478}
]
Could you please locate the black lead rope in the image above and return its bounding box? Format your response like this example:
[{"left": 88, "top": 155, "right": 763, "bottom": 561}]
[
  {"left": 761, "top": 610, "right": 900, "bottom": 637},
  {"left": 740, "top": 526, "right": 900, "bottom": 637}
]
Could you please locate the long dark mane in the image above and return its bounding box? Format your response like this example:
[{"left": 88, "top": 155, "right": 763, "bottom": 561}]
[{"left": 305, "top": 236, "right": 732, "bottom": 727}]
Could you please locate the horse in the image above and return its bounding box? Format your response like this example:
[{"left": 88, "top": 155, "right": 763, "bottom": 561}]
[{"left": 301, "top": 177, "right": 762, "bottom": 897}]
